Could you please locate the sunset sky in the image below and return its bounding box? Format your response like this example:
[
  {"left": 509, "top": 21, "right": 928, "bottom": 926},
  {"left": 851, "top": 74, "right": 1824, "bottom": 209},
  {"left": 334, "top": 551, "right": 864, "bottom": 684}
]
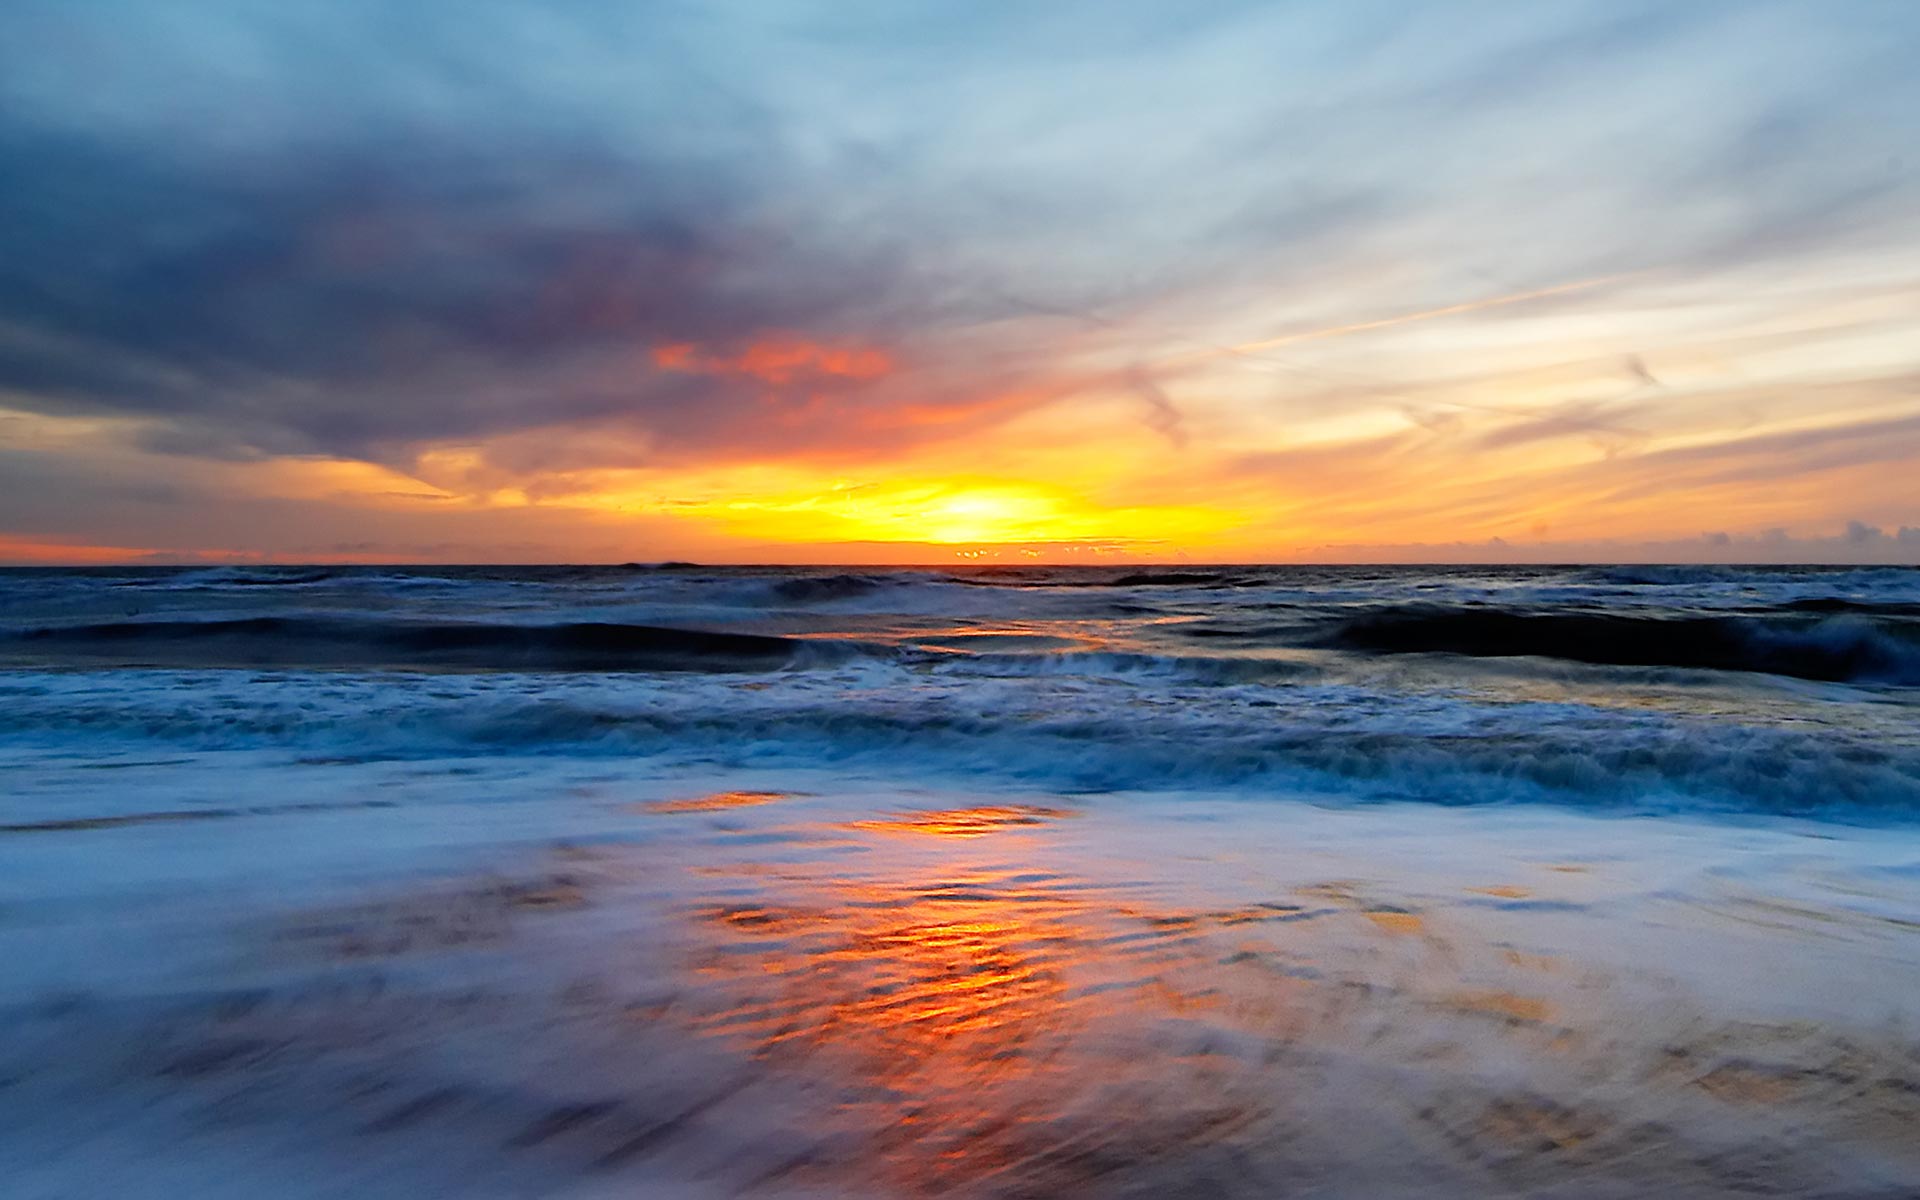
[{"left": 2, "top": 1, "right": 1917, "bottom": 564}]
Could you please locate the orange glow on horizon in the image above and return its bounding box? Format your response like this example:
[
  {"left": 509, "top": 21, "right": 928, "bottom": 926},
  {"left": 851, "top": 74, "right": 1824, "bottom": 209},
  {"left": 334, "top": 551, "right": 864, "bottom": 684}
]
[
  {"left": 544, "top": 453, "right": 1246, "bottom": 553},
  {"left": 845, "top": 805, "right": 1078, "bottom": 838},
  {"left": 0, "top": 536, "right": 173, "bottom": 565},
  {"left": 0, "top": 536, "right": 437, "bottom": 567},
  {"left": 7, "top": 263, "right": 1914, "bottom": 565}
]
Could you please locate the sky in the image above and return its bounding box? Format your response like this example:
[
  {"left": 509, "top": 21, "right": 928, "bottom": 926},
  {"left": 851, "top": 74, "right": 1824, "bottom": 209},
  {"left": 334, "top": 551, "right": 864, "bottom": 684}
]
[{"left": 1, "top": 0, "right": 1917, "bottom": 564}]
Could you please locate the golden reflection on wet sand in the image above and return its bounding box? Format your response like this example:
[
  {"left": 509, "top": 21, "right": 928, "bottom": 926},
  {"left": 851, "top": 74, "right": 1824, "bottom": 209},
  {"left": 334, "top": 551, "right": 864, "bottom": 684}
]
[
  {"left": 654, "top": 804, "right": 1654, "bottom": 1195},
  {"left": 640, "top": 789, "right": 794, "bottom": 814},
  {"left": 1466, "top": 885, "right": 1532, "bottom": 899},
  {"left": 56, "top": 797, "right": 1920, "bottom": 1199},
  {"left": 648, "top": 809, "right": 1920, "bottom": 1196},
  {"left": 843, "top": 804, "right": 1078, "bottom": 838},
  {"left": 679, "top": 858, "right": 1287, "bottom": 1195}
]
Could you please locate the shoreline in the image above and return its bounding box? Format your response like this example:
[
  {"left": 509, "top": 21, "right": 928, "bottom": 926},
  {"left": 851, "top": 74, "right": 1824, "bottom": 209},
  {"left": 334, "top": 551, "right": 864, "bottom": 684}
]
[{"left": 5, "top": 766, "right": 1918, "bottom": 1197}]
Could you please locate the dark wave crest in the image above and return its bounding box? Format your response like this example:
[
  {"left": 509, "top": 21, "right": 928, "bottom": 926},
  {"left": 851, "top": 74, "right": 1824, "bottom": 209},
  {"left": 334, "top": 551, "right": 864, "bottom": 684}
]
[
  {"left": 1108, "top": 572, "right": 1239, "bottom": 587},
  {"left": 1327, "top": 608, "right": 1920, "bottom": 683},
  {"left": 6, "top": 618, "right": 798, "bottom": 672},
  {"left": 112, "top": 567, "right": 341, "bottom": 589},
  {"left": 1777, "top": 597, "right": 1920, "bottom": 617},
  {"left": 767, "top": 573, "right": 892, "bottom": 603}
]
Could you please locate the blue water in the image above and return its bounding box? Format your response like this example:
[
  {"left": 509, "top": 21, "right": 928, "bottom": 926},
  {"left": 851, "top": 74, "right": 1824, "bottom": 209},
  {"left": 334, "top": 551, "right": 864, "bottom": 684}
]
[
  {"left": 5, "top": 564, "right": 1920, "bottom": 1197},
  {"left": 2, "top": 563, "right": 1916, "bottom": 818}
]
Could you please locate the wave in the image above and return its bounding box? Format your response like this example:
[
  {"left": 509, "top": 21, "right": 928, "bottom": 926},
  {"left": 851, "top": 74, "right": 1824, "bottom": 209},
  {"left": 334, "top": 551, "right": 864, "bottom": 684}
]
[
  {"left": 1, "top": 614, "right": 1314, "bottom": 682},
  {"left": 1107, "top": 572, "right": 1240, "bottom": 587},
  {"left": 5, "top": 618, "right": 799, "bottom": 672},
  {"left": 922, "top": 648, "right": 1315, "bottom": 685},
  {"left": 952, "top": 570, "right": 1253, "bottom": 589},
  {"left": 5, "top": 670, "right": 1916, "bottom": 818},
  {"left": 1325, "top": 608, "right": 1920, "bottom": 684},
  {"left": 1778, "top": 597, "right": 1920, "bottom": 617},
  {"left": 112, "top": 567, "right": 342, "bottom": 589},
  {"left": 1586, "top": 565, "right": 1746, "bottom": 587},
  {"left": 15, "top": 607, "right": 1915, "bottom": 685},
  {"left": 767, "top": 573, "right": 894, "bottom": 603}
]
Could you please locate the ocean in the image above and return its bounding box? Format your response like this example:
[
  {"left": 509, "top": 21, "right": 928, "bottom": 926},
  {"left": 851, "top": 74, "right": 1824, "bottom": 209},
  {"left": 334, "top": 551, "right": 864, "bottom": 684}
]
[{"left": 3, "top": 563, "right": 1919, "bottom": 1197}]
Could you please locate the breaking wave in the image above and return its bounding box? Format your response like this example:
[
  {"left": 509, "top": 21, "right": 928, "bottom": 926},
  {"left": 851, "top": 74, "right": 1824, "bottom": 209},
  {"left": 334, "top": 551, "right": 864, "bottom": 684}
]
[
  {"left": 4, "top": 563, "right": 1917, "bottom": 823},
  {"left": 2, "top": 669, "right": 1915, "bottom": 818},
  {"left": 1327, "top": 608, "right": 1920, "bottom": 684},
  {"left": 5, "top": 618, "right": 799, "bottom": 672}
]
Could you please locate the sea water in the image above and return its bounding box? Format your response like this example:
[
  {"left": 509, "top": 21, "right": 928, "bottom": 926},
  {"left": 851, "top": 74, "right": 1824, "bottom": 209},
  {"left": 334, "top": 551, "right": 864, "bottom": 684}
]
[{"left": 2, "top": 564, "right": 1917, "bottom": 1197}]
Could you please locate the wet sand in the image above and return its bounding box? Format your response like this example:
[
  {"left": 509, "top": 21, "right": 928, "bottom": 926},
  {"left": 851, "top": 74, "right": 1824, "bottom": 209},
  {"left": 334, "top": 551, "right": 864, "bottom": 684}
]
[{"left": 3, "top": 763, "right": 1919, "bottom": 1198}]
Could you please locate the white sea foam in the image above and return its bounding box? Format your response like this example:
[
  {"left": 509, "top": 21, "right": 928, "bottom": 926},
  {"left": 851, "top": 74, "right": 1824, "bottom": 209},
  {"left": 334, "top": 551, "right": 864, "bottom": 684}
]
[{"left": 1, "top": 660, "right": 1914, "bottom": 816}]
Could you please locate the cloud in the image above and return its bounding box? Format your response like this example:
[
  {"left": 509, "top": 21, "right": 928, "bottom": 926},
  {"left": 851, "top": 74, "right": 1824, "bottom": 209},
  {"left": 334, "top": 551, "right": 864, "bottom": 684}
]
[
  {"left": 1, "top": 1, "right": 1917, "bottom": 559},
  {"left": 1304, "top": 522, "right": 1920, "bottom": 566},
  {"left": 0, "top": 116, "right": 939, "bottom": 463},
  {"left": 0, "top": 2, "right": 1065, "bottom": 476},
  {"left": 1124, "top": 367, "right": 1188, "bottom": 448},
  {"left": 1471, "top": 397, "right": 1651, "bottom": 454},
  {"left": 652, "top": 338, "right": 893, "bottom": 386},
  {"left": 1591, "top": 406, "right": 1920, "bottom": 501}
]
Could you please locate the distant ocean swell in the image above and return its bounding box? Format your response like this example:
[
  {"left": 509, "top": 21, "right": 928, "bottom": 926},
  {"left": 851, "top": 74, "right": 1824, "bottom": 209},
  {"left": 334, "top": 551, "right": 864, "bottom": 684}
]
[
  {"left": 1316, "top": 607, "right": 1920, "bottom": 684},
  {"left": 7, "top": 607, "right": 1917, "bottom": 684},
  {"left": 6, "top": 618, "right": 800, "bottom": 672},
  {"left": 62, "top": 561, "right": 1920, "bottom": 598}
]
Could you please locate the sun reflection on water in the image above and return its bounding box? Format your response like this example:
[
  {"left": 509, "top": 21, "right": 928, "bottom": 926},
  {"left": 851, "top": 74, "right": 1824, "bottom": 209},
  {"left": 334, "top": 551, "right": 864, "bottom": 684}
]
[
  {"left": 114, "top": 793, "right": 1920, "bottom": 1198},
  {"left": 680, "top": 857, "right": 1287, "bottom": 1193},
  {"left": 425, "top": 797, "right": 1906, "bottom": 1196},
  {"left": 641, "top": 790, "right": 794, "bottom": 814},
  {"left": 843, "top": 805, "right": 1079, "bottom": 839},
  {"left": 659, "top": 803, "right": 1330, "bottom": 1193}
]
